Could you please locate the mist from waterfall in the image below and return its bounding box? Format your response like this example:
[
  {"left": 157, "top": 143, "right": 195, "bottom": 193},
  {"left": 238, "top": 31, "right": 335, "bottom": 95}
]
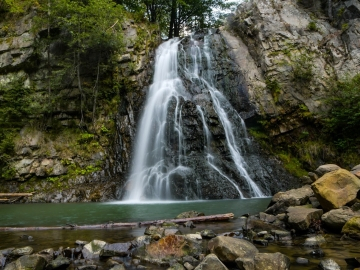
[{"left": 122, "top": 33, "right": 266, "bottom": 201}]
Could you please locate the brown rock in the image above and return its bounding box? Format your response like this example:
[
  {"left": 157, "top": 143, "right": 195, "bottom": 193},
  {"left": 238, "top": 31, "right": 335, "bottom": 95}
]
[
  {"left": 286, "top": 206, "right": 323, "bottom": 231},
  {"left": 311, "top": 169, "right": 360, "bottom": 211},
  {"left": 321, "top": 207, "right": 358, "bottom": 232},
  {"left": 194, "top": 254, "right": 228, "bottom": 270},
  {"left": 254, "top": 252, "right": 290, "bottom": 270}
]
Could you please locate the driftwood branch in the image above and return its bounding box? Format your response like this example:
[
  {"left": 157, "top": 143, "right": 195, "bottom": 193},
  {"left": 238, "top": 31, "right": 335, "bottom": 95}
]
[
  {"left": 0, "top": 193, "right": 34, "bottom": 197},
  {"left": 0, "top": 213, "right": 234, "bottom": 231}
]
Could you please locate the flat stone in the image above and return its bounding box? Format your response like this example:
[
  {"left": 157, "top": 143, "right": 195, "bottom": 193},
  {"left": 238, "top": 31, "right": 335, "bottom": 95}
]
[
  {"left": 286, "top": 206, "right": 323, "bottom": 231},
  {"left": 100, "top": 243, "right": 132, "bottom": 257}
]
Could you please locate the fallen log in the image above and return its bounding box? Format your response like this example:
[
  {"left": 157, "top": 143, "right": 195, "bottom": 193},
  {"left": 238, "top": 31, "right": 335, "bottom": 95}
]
[
  {"left": 0, "top": 213, "right": 234, "bottom": 231},
  {"left": 0, "top": 193, "right": 34, "bottom": 197}
]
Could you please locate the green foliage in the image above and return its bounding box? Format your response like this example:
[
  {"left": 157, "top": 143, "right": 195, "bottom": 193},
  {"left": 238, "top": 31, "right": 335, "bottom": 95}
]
[
  {"left": 323, "top": 74, "right": 360, "bottom": 151},
  {"left": 341, "top": 23, "right": 349, "bottom": 31},
  {"left": 277, "top": 151, "right": 308, "bottom": 177},
  {"left": 265, "top": 78, "right": 281, "bottom": 103},
  {"left": 307, "top": 21, "right": 318, "bottom": 32},
  {"left": 77, "top": 133, "right": 95, "bottom": 144},
  {"left": 292, "top": 55, "right": 313, "bottom": 82},
  {"left": 0, "top": 0, "right": 38, "bottom": 14}
]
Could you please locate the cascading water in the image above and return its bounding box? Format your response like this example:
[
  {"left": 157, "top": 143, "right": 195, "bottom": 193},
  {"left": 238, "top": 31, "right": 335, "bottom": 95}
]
[{"left": 122, "top": 32, "right": 270, "bottom": 201}]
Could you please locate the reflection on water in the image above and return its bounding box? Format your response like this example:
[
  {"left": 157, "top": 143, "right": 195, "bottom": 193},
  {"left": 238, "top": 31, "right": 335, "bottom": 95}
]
[{"left": 0, "top": 199, "right": 359, "bottom": 269}]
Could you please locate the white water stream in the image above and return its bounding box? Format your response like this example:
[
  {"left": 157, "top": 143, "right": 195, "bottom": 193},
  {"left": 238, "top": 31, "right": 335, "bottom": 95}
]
[{"left": 123, "top": 34, "right": 264, "bottom": 201}]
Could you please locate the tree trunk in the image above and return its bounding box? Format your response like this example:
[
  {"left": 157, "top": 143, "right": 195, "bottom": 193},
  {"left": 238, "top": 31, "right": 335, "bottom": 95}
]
[{"left": 168, "top": 0, "right": 177, "bottom": 38}]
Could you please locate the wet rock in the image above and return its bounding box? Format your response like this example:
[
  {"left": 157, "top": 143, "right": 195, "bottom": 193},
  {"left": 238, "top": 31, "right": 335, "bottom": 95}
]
[
  {"left": 184, "top": 234, "right": 202, "bottom": 241},
  {"left": 76, "top": 265, "right": 97, "bottom": 270},
  {"left": 15, "top": 255, "right": 46, "bottom": 270},
  {"left": 182, "top": 255, "right": 199, "bottom": 268},
  {"left": 62, "top": 248, "right": 73, "bottom": 259},
  {"left": 168, "top": 263, "right": 185, "bottom": 270},
  {"left": 194, "top": 254, "right": 228, "bottom": 270},
  {"left": 341, "top": 216, "right": 360, "bottom": 239},
  {"left": 310, "top": 249, "right": 325, "bottom": 257},
  {"left": 308, "top": 172, "right": 318, "bottom": 182},
  {"left": 296, "top": 257, "right": 309, "bottom": 265},
  {"left": 265, "top": 185, "right": 313, "bottom": 215},
  {"left": 184, "top": 262, "right": 194, "bottom": 270},
  {"left": 286, "top": 206, "right": 323, "bottom": 231},
  {"left": 131, "top": 235, "right": 151, "bottom": 248},
  {"left": 304, "top": 235, "right": 326, "bottom": 247},
  {"left": 176, "top": 211, "right": 205, "bottom": 219},
  {"left": 208, "top": 236, "right": 258, "bottom": 263},
  {"left": 254, "top": 252, "right": 290, "bottom": 270},
  {"left": 259, "top": 212, "right": 276, "bottom": 223},
  {"left": 321, "top": 207, "right": 358, "bottom": 231},
  {"left": 312, "top": 169, "right": 360, "bottom": 210},
  {"left": 100, "top": 243, "right": 132, "bottom": 257},
  {"left": 0, "top": 253, "right": 5, "bottom": 268},
  {"left": 270, "top": 230, "right": 292, "bottom": 241},
  {"left": 164, "top": 229, "right": 182, "bottom": 236},
  {"left": 38, "top": 248, "right": 54, "bottom": 263},
  {"left": 11, "top": 246, "right": 33, "bottom": 256},
  {"left": 108, "top": 265, "right": 125, "bottom": 270},
  {"left": 183, "top": 221, "right": 196, "bottom": 228},
  {"left": 319, "top": 258, "right": 340, "bottom": 270},
  {"left": 200, "top": 230, "right": 216, "bottom": 239},
  {"left": 82, "top": 240, "right": 107, "bottom": 259},
  {"left": 345, "top": 257, "right": 360, "bottom": 267},
  {"left": 1, "top": 248, "right": 15, "bottom": 256},
  {"left": 47, "top": 255, "right": 70, "bottom": 270},
  {"left": 315, "top": 164, "right": 341, "bottom": 177}
]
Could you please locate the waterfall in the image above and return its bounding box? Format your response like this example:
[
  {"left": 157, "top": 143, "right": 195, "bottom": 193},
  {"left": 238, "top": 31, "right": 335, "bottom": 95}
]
[{"left": 122, "top": 33, "right": 267, "bottom": 201}]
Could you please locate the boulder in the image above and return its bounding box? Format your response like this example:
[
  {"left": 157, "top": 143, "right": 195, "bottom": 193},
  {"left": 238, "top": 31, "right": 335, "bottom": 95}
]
[
  {"left": 315, "top": 164, "right": 341, "bottom": 177},
  {"left": 311, "top": 169, "right": 360, "bottom": 210},
  {"left": 321, "top": 207, "right": 358, "bottom": 231},
  {"left": 286, "top": 206, "right": 323, "bottom": 231},
  {"left": 15, "top": 255, "right": 46, "bottom": 270},
  {"left": 100, "top": 243, "right": 132, "bottom": 257},
  {"left": 176, "top": 211, "right": 205, "bottom": 219},
  {"left": 82, "top": 240, "right": 107, "bottom": 259},
  {"left": 46, "top": 255, "right": 70, "bottom": 270},
  {"left": 194, "top": 254, "right": 228, "bottom": 270},
  {"left": 254, "top": 252, "right": 290, "bottom": 270},
  {"left": 37, "top": 248, "right": 54, "bottom": 263},
  {"left": 341, "top": 216, "right": 360, "bottom": 239},
  {"left": 319, "top": 258, "right": 340, "bottom": 270},
  {"left": 11, "top": 246, "right": 33, "bottom": 256},
  {"left": 144, "top": 225, "right": 165, "bottom": 237},
  {"left": 208, "top": 236, "right": 258, "bottom": 263},
  {"left": 200, "top": 230, "right": 216, "bottom": 239},
  {"left": 265, "top": 185, "right": 313, "bottom": 215}
]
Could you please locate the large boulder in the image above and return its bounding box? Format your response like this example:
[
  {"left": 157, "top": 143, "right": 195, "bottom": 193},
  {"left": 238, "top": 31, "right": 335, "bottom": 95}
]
[
  {"left": 286, "top": 206, "right": 323, "bottom": 231},
  {"left": 315, "top": 164, "right": 341, "bottom": 177},
  {"left": 82, "top": 240, "right": 107, "bottom": 259},
  {"left": 15, "top": 255, "right": 46, "bottom": 270},
  {"left": 351, "top": 164, "right": 360, "bottom": 179},
  {"left": 311, "top": 169, "right": 360, "bottom": 211},
  {"left": 194, "top": 254, "right": 228, "bottom": 270},
  {"left": 341, "top": 216, "right": 360, "bottom": 239},
  {"left": 321, "top": 207, "right": 359, "bottom": 231},
  {"left": 208, "top": 236, "right": 258, "bottom": 263},
  {"left": 265, "top": 185, "right": 314, "bottom": 215}
]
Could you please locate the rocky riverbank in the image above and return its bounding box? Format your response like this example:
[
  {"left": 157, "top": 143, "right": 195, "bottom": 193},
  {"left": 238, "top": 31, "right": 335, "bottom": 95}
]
[{"left": 1, "top": 164, "right": 360, "bottom": 270}]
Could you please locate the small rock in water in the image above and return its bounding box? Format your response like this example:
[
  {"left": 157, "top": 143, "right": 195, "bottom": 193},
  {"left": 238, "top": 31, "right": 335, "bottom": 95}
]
[
  {"left": 296, "top": 257, "right": 309, "bottom": 265},
  {"left": 200, "top": 229, "right": 216, "bottom": 239},
  {"left": 319, "top": 258, "right": 341, "bottom": 270},
  {"left": 183, "top": 221, "right": 196, "bottom": 228},
  {"left": 19, "top": 235, "right": 33, "bottom": 241},
  {"left": 304, "top": 235, "right": 326, "bottom": 247},
  {"left": 310, "top": 249, "right": 325, "bottom": 257}
]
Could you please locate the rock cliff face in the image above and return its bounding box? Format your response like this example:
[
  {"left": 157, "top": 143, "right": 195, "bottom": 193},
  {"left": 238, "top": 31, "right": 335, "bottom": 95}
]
[
  {"left": 0, "top": 10, "right": 158, "bottom": 202},
  {"left": 222, "top": 0, "right": 360, "bottom": 168}
]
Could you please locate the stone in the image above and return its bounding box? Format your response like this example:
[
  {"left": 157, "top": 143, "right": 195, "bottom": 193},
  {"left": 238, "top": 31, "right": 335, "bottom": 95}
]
[
  {"left": 76, "top": 240, "right": 88, "bottom": 246},
  {"left": 4, "top": 262, "right": 16, "bottom": 270},
  {"left": 321, "top": 207, "right": 358, "bottom": 231},
  {"left": 176, "top": 211, "right": 204, "bottom": 219},
  {"left": 270, "top": 230, "right": 292, "bottom": 241},
  {"left": 109, "top": 265, "right": 125, "bottom": 270},
  {"left": 319, "top": 258, "right": 340, "bottom": 270},
  {"left": 38, "top": 248, "right": 54, "bottom": 263},
  {"left": 144, "top": 225, "right": 165, "bottom": 237},
  {"left": 235, "top": 257, "right": 254, "bottom": 270},
  {"left": 194, "top": 254, "right": 228, "bottom": 270},
  {"left": 100, "top": 243, "right": 132, "bottom": 257},
  {"left": 131, "top": 235, "right": 151, "bottom": 248},
  {"left": 308, "top": 172, "right": 318, "bottom": 182},
  {"left": 183, "top": 221, "right": 196, "bottom": 228},
  {"left": 315, "top": 164, "right": 341, "bottom": 177},
  {"left": 184, "top": 234, "right": 202, "bottom": 241},
  {"left": 311, "top": 169, "right": 360, "bottom": 211},
  {"left": 296, "top": 257, "right": 309, "bottom": 264},
  {"left": 0, "top": 248, "right": 15, "bottom": 256},
  {"left": 286, "top": 206, "right": 323, "bottom": 231},
  {"left": 351, "top": 164, "right": 360, "bottom": 179},
  {"left": 265, "top": 185, "right": 313, "bottom": 215},
  {"left": 15, "top": 255, "right": 46, "bottom": 270},
  {"left": 82, "top": 240, "right": 107, "bottom": 259},
  {"left": 76, "top": 265, "right": 97, "bottom": 270},
  {"left": 304, "top": 235, "right": 326, "bottom": 247},
  {"left": 208, "top": 236, "right": 258, "bottom": 263},
  {"left": 168, "top": 263, "right": 185, "bottom": 270},
  {"left": 200, "top": 230, "right": 216, "bottom": 239},
  {"left": 164, "top": 229, "right": 182, "bottom": 236},
  {"left": 254, "top": 252, "right": 291, "bottom": 270},
  {"left": 0, "top": 253, "right": 5, "bottom": 268},
  {"left": 259, "top": 212, "right": 276, "bottom": 223},
  {"left": 46, "top": 255, "right": 70, "bottom": 270},
  {"left": 184, "top": 262, "right": 194, "bottom": 270},
  {"left": 341, "top": 216, "right": 360, "bottom": 239},
  {"left": 310, "top": 249, "right": 325, "bottom": 257},
  {"left": 11, "top": 246, "right": 33, "bottom": 256}
]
